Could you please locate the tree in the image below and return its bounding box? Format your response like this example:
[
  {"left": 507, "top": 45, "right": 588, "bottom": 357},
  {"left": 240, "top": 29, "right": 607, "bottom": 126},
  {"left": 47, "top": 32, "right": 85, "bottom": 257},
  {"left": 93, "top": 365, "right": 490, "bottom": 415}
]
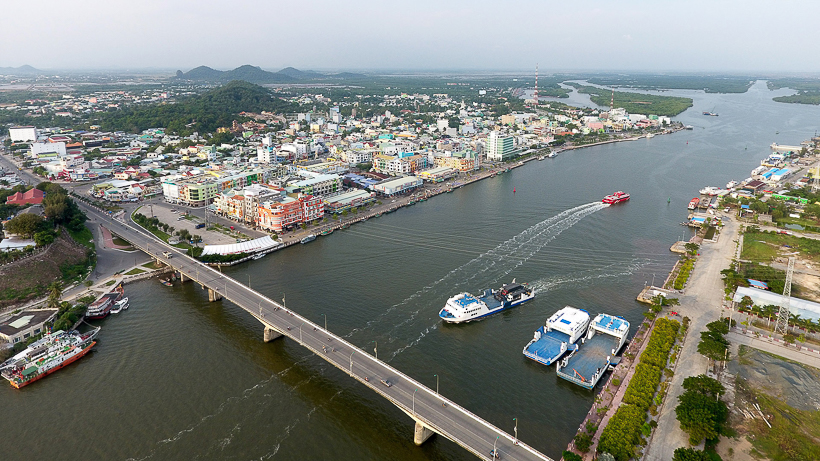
[
  {"left": 34, "top": 230, "right": 55, "bottom": 246},
  {"left": 47, "top": 282, "right": 63, "bottom": 310},
  {"left": 684, "top": 242, "right": 700, "bottom": 255},
  {"left": 574, "top": 432, "right": 592, "bottom": 452},
  {"left": 5, "top": 213, "right": 44, "bottom": 238},
  {"left": 682, "top": 375, "right": 725, "bottom": 397},
  {"left": 672, "top": 447, "right": 711, "bottom": 461},
  {"left": 562, "top": 452, "right": 583, "bottom": 461},
  {"left": 697, "top": 329, "right": 729, "bottom": 361},
  {"left": 675, "top": 390, "right": 727, "bottom": 444}
]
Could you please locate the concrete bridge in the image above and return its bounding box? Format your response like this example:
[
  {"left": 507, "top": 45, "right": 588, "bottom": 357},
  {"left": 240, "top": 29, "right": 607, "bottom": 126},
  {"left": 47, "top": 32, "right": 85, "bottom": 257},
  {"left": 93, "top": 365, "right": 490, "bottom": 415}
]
[{"left": 81, "top": 202, "right": 553, "bottom": 461}]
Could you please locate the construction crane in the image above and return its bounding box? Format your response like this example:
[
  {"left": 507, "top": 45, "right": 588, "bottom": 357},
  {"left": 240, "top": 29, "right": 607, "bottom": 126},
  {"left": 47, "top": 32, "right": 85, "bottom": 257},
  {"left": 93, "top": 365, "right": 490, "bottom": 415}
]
[{"left": 774, "top": 256, "right": 795, "bottom": 335}]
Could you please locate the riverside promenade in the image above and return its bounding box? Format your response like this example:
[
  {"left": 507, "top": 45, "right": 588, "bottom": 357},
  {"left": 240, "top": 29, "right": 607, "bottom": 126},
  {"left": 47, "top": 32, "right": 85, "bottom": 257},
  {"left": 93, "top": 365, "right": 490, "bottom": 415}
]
[{"left": 77, "top": 199, "right": 554, "bottom": 461}]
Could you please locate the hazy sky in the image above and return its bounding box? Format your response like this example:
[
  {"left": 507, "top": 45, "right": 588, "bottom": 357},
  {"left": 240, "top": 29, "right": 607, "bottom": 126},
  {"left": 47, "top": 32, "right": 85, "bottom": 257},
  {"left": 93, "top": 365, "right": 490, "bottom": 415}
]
[{"left": 3, "top": 0, "right": 819, "bottom": 73}]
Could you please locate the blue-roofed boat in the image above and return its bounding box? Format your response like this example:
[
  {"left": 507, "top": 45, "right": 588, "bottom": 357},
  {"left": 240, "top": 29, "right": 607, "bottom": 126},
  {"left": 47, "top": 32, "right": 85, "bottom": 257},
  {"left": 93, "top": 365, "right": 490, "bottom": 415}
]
[
  {"left": 556, "top": 313, "right": 630, "bottom": 389},
  {"left": 523, "top": 307, "right": 590, "bottom": 366},
  {"left": 439, "top": 281, "right": 534, "bottom": 323}
]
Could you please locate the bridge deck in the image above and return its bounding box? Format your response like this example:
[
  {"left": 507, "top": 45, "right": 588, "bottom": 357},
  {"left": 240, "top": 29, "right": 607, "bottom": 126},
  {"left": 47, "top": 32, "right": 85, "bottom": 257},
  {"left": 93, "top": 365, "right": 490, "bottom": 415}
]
[{"left": 83, "top": 203, "right": 553, "bottom": 461}]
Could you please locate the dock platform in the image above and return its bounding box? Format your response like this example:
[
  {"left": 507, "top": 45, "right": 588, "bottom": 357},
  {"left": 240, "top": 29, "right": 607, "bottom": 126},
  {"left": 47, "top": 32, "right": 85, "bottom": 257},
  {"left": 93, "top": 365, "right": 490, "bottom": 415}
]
[
  {"left": 523, "top": 328, "right": 577, "bottom": 366},
  {"left": 556, "top": 334, "right": 620, "bottom": 389}
]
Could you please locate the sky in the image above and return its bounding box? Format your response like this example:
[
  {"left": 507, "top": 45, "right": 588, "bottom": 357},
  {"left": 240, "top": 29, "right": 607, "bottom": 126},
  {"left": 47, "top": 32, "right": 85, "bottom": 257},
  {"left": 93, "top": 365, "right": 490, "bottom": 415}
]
[{"left": 3, "top": 0, "right": 820, "bottom": 74}]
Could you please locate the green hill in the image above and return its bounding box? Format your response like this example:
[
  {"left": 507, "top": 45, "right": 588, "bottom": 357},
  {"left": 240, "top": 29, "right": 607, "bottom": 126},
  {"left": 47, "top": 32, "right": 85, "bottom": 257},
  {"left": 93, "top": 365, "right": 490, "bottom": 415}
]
[{"left": 97, "top": 81, "right": 298, "bottom": 134}]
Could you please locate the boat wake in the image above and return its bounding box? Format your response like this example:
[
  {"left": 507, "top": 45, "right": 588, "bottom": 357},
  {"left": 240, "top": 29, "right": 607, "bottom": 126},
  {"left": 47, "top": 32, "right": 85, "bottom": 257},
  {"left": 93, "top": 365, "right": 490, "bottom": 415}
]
[{"left": 345, "top": 202, "right": 606, "bottom": 341}]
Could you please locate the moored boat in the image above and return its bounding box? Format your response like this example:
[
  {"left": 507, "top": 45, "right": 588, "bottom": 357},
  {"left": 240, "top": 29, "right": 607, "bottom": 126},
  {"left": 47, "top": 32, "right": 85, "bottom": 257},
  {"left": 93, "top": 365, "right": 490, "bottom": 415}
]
[
  {"left": 556, "top": 313, "right": 630, "bottom": 389},
  {"left": 439, "top": 281, "right": 534, "bottom": 323},
  {"left": 301, "top": 234, "right": 317, "bottom": 244},
  {"left": 602, "top": 191, "right": 630, "bottom": 204},
  {"left": 1, "top": 326, "right": 100, "bottom": 389},
  {"left": 252, "top": 252, "right": 266, "bottom": 260},
  {"left": 85, "top": 295, "right": 115, "bottom": 320},
  {"left": 688, "top": 197, "right": 700, "bottom": 210},
  {"left": 320, "top": 229, "right": 333, "bottom": 236},
  {"left": 726, "top": 180, "right": 738, "bottom": 189},
  {"left": 523, "top": 306, "right": 590, "bottom": 366}
]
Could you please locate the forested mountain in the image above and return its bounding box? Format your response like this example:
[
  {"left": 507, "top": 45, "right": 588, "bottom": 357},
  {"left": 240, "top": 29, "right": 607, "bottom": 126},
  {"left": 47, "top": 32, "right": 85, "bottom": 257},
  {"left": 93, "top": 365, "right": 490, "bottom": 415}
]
[
  {"left": 173, "top": 65, "right": 364, "bottom": 84},
  {"left": 96, "top": 81, "right": 298, "bottom": 134}
]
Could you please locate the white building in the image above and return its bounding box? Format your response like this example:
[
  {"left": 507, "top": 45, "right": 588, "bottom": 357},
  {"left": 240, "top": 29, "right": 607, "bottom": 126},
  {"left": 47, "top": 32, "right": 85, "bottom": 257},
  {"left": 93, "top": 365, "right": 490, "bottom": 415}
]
[
  {"left": 485, "top": 131, "right": 516, "bottom": 162},
  {"left": 9, "top": 126, "right": 38, "bottom": 143},
  {"left": 31, "top": 142, "right": 67, "bottom": 158}
]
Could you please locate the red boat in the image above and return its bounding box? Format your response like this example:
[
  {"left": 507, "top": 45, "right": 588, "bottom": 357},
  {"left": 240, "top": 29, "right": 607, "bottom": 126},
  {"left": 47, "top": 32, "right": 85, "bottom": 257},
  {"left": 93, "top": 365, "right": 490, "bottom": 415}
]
[
  {"left": 602, "top": 191, "right": 630, "bottom": 204},
  {"left": 688, "top": 198, "right": 700, "bottom": 210}
]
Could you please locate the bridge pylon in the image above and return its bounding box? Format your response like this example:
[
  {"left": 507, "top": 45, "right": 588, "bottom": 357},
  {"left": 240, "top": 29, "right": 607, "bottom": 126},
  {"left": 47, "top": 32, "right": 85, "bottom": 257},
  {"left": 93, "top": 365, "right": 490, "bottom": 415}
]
[
  {"left": 264, "top": 326, "right": 283, "bottom": 342},
  {"left": 413, "top": 420, "right": 435, "bottom": 445}
]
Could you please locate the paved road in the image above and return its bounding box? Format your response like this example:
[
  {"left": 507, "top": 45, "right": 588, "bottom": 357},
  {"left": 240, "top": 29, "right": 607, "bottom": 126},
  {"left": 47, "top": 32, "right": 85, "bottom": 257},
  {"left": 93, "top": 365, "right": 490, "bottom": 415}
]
[
  {"left": 727, "top": 330, "right": 820, "bottom": 370},
  {"left": 644, "top": 218, "right": 740, "bottom": 460},
  {"left": 78, "top": 200, "right": 553, "bottom": 461}
]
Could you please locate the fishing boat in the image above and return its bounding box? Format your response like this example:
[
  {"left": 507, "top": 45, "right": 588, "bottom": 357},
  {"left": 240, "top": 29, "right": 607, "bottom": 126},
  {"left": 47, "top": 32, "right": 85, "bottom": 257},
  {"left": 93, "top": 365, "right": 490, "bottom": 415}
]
[
  {"left": 374, "top": 213, "right": 382, "bottom": 218},
  {"left": 160, "top": 278, "right": 173, "bottom": 287},
  {"left": 547, "top": 152, "right": 557, "bottom": 158},
  {"left": 320, "top": 229, "right": 333, "bottom": 236},
  {"left": 1, "top": 326, "right": 100, "bottom": 389},
  {"left": 688, "top": 198, "right": 700, "bottom": 210}
]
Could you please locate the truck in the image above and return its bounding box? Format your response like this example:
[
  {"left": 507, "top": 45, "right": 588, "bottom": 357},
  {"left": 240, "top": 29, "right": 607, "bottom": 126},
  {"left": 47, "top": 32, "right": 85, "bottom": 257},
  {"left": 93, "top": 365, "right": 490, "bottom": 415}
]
[
  {"left": 195, "top": 223, "right": 205, "bottom": 229},
  {"left": 162, "top": 251, "right": 172, "bottom": 259}
]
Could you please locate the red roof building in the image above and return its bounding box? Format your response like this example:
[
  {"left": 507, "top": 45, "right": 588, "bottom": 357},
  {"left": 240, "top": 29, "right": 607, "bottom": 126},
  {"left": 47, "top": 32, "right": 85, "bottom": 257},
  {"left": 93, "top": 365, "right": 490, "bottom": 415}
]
[{"left": 6, "top": 188, "right": 45, "bottom": 205}]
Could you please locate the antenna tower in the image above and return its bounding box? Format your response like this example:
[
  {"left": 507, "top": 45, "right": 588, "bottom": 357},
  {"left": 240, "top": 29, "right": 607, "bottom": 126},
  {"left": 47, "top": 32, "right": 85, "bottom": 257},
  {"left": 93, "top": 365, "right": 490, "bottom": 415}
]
[
  {"left": 774, "top": 256, "right": 795, "bottom": 335},
  {"left": 813, "top": 166, "right": 820, "bottom": 192},
  {"left": 534, "top": 64, "right": 538, "bottom": 106},
  {"left": 610, "top": 89, "right": 614, "bottom": 110}
]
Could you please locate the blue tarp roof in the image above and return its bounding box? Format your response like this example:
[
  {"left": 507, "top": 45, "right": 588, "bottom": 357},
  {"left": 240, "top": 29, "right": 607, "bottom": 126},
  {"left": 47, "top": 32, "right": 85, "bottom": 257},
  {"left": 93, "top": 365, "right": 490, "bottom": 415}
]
[
  {"left": 691, "top": 217, "right": 706, "bottom": 223},
  {"left": 747, "top": 279, "right": 770, "bottom": 290},
  {"left": 741, "top": 205, "right": 750, "bottom": 209}
]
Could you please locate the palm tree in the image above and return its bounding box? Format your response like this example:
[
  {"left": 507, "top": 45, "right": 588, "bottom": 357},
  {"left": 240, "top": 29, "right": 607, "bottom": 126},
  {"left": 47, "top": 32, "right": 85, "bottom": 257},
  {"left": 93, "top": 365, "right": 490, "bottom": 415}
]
[{"left": 47, "top": 282, "right": 63, "bottom": 310}]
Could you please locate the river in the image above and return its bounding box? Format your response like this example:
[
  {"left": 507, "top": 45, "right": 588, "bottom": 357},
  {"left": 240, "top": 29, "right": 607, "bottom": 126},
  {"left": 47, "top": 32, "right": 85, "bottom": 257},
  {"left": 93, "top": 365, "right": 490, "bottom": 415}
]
[{"left": 3, "top": 81, "right": 819, "bottom": 460}]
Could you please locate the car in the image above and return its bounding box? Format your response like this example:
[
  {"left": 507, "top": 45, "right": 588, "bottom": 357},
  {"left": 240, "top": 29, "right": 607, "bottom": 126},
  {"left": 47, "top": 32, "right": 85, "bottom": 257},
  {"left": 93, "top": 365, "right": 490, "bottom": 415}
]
[
  {"left": 380, "top": 379, "right": 392, "bottom": 388},
  {"left": 162, "top": 251, "right": 172, "bottom": 259},
  {"left": 778, "top": 230, "right": 791, "bottom": 235},
  {"left": 229, "top": 225, "right": 235, "bottom": 230},
  {"left": 724, "top": 207, "right": 730, "bottom": 212},
  {"left": 195, "top": 223, "right": 205, "bottom": 229}
]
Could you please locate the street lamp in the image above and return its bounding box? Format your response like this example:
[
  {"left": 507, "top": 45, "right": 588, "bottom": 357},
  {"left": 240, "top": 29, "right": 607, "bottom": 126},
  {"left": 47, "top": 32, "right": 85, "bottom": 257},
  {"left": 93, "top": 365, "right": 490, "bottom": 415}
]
[
  {"left": 413, "top": 388, "right": 418, "bottom": 415},
  {"left": 434, "top": 374, "right": 439, "bottom": 395},
  {"left": 372, "top": 340, "right": 377, "bottom": 360},
  {"left": 493, "top": 436, "right": 499, "bottom": 459},
  {"left": 349, "top": 351, "right": 355, "bottom": 375},
  {"left": 299, "top": 322, "right": 304, "bottom": 344},
  {"left": 247, "top": 274, "right": 251, "bottom": 289},
  {"left": 513, "top": 418, "right": 518, "bottom": 445},
  {"left": 322, "top": 313, "right": 327, "bottom": 331}
]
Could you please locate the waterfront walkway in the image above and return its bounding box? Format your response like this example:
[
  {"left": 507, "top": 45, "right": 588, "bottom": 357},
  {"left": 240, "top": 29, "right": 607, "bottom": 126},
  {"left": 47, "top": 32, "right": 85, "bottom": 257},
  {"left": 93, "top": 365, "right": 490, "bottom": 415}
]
[{"left": 77, "top": 200, "right": 553, "bottom": 461}]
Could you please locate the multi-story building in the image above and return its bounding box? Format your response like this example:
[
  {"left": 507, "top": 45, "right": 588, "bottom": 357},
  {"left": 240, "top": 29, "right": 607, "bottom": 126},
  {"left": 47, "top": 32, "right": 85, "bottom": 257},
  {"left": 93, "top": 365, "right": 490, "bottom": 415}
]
[
  {"left": 289, "top": 173, "right": 342, "bottom": 197},
  {"left": 9, "top": 126, "right": 38, "bottom": 143},
  {"left": 372, "top": 153, "right": 429, "bottom": 176},
  {"left": 433, "top": 150, "right": 477, "bottom": 171},
  {"left": 162, "top": 167, "right": 279, "bottom": 207},
  {"left": 214, "top": 184, "right": 282, "bottom": 224},
  {"left": 258, "top": 194, "right": 324, "bottom": 233},
  {"left": 485, "top": 131, "right": 516, "bottom": 162}
]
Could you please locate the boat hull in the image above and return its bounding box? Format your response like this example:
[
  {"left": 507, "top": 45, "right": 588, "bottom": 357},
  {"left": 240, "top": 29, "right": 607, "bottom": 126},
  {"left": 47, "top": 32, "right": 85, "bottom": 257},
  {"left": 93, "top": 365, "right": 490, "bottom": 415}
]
[{"left": 10, "top": 341, "right": 96, "bottom": 389}]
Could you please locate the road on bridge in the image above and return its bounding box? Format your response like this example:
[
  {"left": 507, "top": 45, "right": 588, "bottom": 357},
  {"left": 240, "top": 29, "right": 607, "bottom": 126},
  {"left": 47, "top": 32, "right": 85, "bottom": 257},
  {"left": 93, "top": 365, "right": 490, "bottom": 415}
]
[{"left": 77, "top": 200, "right": 553, "bottom": 461}]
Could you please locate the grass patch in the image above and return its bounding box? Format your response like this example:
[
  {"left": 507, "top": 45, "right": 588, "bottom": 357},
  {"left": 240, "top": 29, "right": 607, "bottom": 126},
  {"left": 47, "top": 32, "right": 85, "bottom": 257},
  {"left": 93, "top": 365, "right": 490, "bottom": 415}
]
[
  {"left": 741, "top": 239, "right": 780, "bottom": 262},
  {"left": 704, "top": 226, "right": 716, "bottom": 240},
  {"left": 111, "top": 236, "right": 132, "bottom": 247},
  {"left": 67, "top": 225, "right": 95, "bottom": 250},
  {"left": 141, "top": 261, "right": 164, "bottom": 270},
  {"left": 743, "top": 228, "right": 820, "bottom": 264},
  {"left": 124, "top": 268, "right": 145, "bottom": 275}
]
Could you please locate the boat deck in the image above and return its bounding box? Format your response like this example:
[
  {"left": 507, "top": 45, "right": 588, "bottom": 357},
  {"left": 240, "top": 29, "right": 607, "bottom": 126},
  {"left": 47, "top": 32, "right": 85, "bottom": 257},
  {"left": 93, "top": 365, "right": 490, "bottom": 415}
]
[
  {"left": 524, "top": 328, "right": 575, "bottom": 365},
  {"left": 557, "top": 333, "right": 620, "bottom": 388}
]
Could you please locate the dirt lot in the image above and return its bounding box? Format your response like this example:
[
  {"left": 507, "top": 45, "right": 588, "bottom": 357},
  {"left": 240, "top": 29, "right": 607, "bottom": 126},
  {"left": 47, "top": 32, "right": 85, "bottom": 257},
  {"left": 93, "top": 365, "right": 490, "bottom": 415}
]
[
  {"left": 0, "top": 234, "right": 90, "bottom": 309},
  {"left": 720, "top": 346, "right": 820, "bottom": 460}
]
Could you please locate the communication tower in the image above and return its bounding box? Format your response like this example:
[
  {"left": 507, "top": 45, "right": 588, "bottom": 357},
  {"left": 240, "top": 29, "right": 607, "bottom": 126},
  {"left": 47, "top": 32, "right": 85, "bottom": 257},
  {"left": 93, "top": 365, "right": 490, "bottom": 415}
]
[
  {"left": 774, "top": 256, "right": 795, "bottom": 335},
  {"left": 610, "top": 89, "right": 615, "bottom": 110},
  {"left": 533, "top": 64, "right": 538, "bottom": 106}
]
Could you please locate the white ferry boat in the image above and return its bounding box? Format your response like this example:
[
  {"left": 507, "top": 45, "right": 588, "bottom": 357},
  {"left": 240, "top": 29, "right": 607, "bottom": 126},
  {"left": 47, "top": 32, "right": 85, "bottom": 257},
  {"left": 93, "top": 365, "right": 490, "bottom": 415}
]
[
  {"left": 699, "top": 186, "right": 720, "bottom": 196},
  {"left": 439, "top": 281, "right": 534, "bottom": 323},
  {"left": 522, "top": 306, "right": 590, "bottom": 366},
  {"left": 556, "top": 313, "right": 630, "bottom": 389}
]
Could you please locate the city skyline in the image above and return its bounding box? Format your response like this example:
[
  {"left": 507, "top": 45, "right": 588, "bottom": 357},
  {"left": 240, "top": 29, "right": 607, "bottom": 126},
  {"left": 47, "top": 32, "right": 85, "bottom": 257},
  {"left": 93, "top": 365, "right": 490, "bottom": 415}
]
[{"left": 3, "top": 0, "right": 820, "bottom": 73}]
